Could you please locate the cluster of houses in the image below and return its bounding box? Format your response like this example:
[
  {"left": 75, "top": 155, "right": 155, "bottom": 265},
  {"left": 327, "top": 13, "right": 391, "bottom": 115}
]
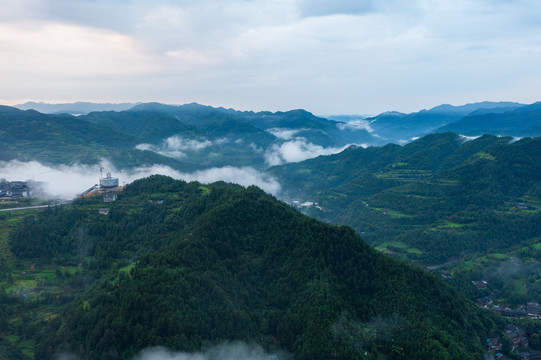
[
  {"left": 0, "top": 179, "right": 35, "bottom": 198},
  {"left": 486, "top": 325, "right": 541, "bottom": 360},
  {"left": 475, "top": 280, "right": 541, "bottom": 358},
  {"left": 473, "top": 280, "right": 541, "bottom": 320},
  {"left": 476, "top": 295, "right": 541, "bottom": 321}
]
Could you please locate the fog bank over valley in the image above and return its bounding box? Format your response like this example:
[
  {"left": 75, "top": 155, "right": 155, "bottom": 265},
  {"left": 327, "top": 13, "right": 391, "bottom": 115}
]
[
  {"left": 133, "top": 343, "right": 287, "bottom": 360},
  {"left": 0, "top": 160, "right": 281, "bottom": 199}
]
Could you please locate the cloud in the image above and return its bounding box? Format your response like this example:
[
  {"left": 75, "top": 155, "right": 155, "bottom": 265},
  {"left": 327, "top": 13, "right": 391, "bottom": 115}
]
[
  {"left": 297, "top": 0, "right": 378, "bottom": 17},
  {"left": 264, "top": 139, "right": 349, "bottom": 166},
  {"left": 174, "top": 166, "right": 281, "bottom": 195},
  {"left": 0, "top": 160, "right": 281, "bottom": 199},
  {"left": 336, "top": 120, "right": 373, "bottom": 132},
  {"left": 1, "top": 1, "right": 541, "bottom": 114},
  {"left": 457, "top": 134, "right": 481, "bottom": 143},
  {"left": 133, "top": 342, "right": 287, "bottom": 360},
  {"left": 136, "top": 136, "right": 214, "bottom": 159},
  {"left": 52, "top": 342, "right": 289, "bottom": 360},
  {"left": 266, "top": 128, "right": 305, "bottom": 140}
]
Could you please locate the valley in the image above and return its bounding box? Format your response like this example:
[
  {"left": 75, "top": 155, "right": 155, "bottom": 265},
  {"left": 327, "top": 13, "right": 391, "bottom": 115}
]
[{"left": 1, "top": 101, "right": 541, "bottom": 359}]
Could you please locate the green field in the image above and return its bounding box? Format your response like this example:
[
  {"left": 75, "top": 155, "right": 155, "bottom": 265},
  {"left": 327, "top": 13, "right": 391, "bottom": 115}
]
[
  {"left": 376, "top": 241, "right": 423, "bottom": 256},
  {"left": 0, "top": 206, "right": 86, "bottom": 359}
]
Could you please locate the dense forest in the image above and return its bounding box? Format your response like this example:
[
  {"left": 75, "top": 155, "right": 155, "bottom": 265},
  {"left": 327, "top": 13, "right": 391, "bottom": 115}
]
[
  {"left": 271, "top": 134, "right": 541, "bottom": 262},
  {"left": 3, "top": 176, "right": 504, "bottom": 359}
]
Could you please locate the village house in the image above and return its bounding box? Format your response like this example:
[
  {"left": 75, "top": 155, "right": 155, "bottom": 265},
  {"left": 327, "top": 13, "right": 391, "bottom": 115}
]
[
  {"left": 477, "top": 297, "right": 492, "bottom": 307},
  {"left": 473, "top": 280, "right": 488, "bottom": 289},
  {"left": 516, "top": 202, "right": 528, "bottom": 210},
  {"left": 519, "top": 350, "right": 541, "bottom": 360},
  {"left": 527, "top": 303, "right": 541, "bottom": 319},
  {"left": 486, "top": 333, "right": 503, "bottom": 352},
  {"left": 505, "top": 324, "right": 528, "bottom": 348},
  {"left": 103, "top": 193, "right": 117, "bottom": 202},
  {"left": 501, "top": 307, "right": 528, "bottom": 319},
  {"left": 0, "top": 179, "right": 32, "bottom": 198}
]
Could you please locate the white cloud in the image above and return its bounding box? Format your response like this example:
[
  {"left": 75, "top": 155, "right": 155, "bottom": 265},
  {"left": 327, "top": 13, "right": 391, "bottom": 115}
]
[
  {"left": 166, "top": 136, "right": 213, "bottom": 151},
  {"left": 1, "top": 1, "right": 541, "bottom": 113},
  {"left": 297, "top": 0, "right": 378, "bottom": 17},
  {"left": 0, "top": 160, "right": 281, "bottom": 198},
  {"left": 264, "top": 139, "right": 349, "bottom": 166},
  {"left": 266, "top": 128, "right": 305, "bottom": 140},
  {"left": 457, "top": 134, "right": 481, "bottom": 143},
  {"left": 136, "top": 136, "right": 214, "bottom": 159},
  {"left": 336, "top": 120, "right": 373, "bottom": 132},
  {"left": 175, "top": 166, "right": 281, "bottom": 195},
  {"left": 133, "top": 343, "right": 286, "bottom": 360}
]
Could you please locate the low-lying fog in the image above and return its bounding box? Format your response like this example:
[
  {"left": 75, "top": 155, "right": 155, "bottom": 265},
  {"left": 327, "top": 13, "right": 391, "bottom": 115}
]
[
  {"left": 56, "top": 342, "right": 289, "bottom": 360},
  {"left": 0, "top": 160, "right": 281, "bottom": 199}
]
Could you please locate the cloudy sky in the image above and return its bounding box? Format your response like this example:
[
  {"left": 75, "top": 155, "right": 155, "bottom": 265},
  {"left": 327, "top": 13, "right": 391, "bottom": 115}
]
[{"left": 1, "top": 0, "right": 540, "bottom": 115}]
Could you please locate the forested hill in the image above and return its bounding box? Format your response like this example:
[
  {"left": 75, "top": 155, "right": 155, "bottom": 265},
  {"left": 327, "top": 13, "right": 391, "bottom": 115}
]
[
  {"left": 270, "top": 133, "right": 541, "bottom": 262},
  {"left": 0, "top": 106, "right": 200, "bottom": 171},
  {"left": 435, "top": 102, "right": 541, "bottom": 136},
  {"left": 11, "top": 176, "right": 497, "bottom": 359}
]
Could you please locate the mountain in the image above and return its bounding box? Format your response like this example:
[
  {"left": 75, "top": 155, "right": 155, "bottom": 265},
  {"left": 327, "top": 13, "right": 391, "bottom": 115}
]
[
  {"left": 14, "top": 101, "right": 139, "bottom": 115},
  {"left": 82, "top": 111, "right": 201, "bottom": 143},
  {"left": 428, "top": 101, "right": 523, "bottom": 115},
  {"left": 129, "top": 102, "right": 275, "bottom": 141},
  {"left": 130, "top": 102, "right": 378, "bottom": 147},
  {"left": 7, "top": 176, "right": 499, "bottom": 359},
  {"left": 436, "top": 102, "right": 541, "bottom": 137},
  {"left": 4, "top": 102, "right": 370, "bottom": 171},
  {"left": 368, "top": 102, "right": 524, "bottom": 142},
  {"left": 0, "top": 105, "right": 200, "bottom": 171},
  {"left": 270, "top": 132, "right": 541, "bottom": 264}
]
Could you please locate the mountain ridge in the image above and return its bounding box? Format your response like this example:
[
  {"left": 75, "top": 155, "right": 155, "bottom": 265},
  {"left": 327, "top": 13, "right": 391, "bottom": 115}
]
[{"left": 9, "top": 175, "right": 498, "bottom": 360}]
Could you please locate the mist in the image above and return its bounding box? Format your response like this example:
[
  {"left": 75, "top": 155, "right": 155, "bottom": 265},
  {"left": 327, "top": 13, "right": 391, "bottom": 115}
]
[
  {"left": 0, "top": 160, "right": 281, "bottom": 199},
  {"left": 52, "top": 342, "right": 288, "bottom": 360},
  {"left": 267, "top": 128, "right": 306, "bottom": 140},
  {"left": 133, "top": 342, "right": 287, "bottom": 360},
  {"left": 264, "top": 138, "right": 350, "bottom": 166},
  {"left": 457, "top": 134, "right": 481, "bottom": 143},
  {"left": 336, "top": 119, "right": 373, "bottom": 132},
  {"left": 136, "top": 135, "right": 216, "bottom": 159}
]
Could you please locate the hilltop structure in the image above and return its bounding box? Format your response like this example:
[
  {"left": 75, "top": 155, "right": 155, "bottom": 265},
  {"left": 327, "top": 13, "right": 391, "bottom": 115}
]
[
  {"left": 99, "top": 171, "right": 119, "bottom": 188},
  {"left": 79, "top": 168, "right": 123, "bottom": 201}
]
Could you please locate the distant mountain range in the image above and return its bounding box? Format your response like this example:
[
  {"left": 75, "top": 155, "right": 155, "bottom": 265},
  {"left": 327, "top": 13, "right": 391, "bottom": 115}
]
[
  {"left": 14, "top": 101, "right": 139, "bottom": 114},
  {"left": 2, "top": 100, "right": 540, "bottom": 172},
  {"left": 0, "top": 102, "right": 376, "bottom": 170},
  {"left": 14, "top": 100, "right": 541, "bottom": 144},
  {"left": 435, "top": 102, "right": 541, "bottom": 137},
  {"left": 367, "top": 101, "right": 526, "bottom": 142}
]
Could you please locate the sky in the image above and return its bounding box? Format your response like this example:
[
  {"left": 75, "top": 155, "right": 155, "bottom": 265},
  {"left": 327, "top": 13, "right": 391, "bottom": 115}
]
[{"left": 1, "top": 0, "right": 540, "bottom": 115}]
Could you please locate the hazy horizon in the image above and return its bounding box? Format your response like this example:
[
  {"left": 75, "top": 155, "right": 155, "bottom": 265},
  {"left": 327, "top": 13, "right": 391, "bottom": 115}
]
[{"left": 1, "top": 1, "right": 540, "bottom": 115}]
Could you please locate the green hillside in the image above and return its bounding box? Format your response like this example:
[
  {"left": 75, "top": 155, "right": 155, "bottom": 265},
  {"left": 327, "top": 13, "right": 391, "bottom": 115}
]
[
  {"left": 436, "top": 102, "right": 541, "bottom": 136},
  {"left": 271, "top": 133, "right": 541, "bottom": 264},
  {"left": 82, "top": 111, "right": 201, "bottom": 143},
  {"left": 3, "top": 176, "right": 501, "bottom": 359},
  {"left": 0, "top": 106, "right": 201, "bottom": 171}
]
